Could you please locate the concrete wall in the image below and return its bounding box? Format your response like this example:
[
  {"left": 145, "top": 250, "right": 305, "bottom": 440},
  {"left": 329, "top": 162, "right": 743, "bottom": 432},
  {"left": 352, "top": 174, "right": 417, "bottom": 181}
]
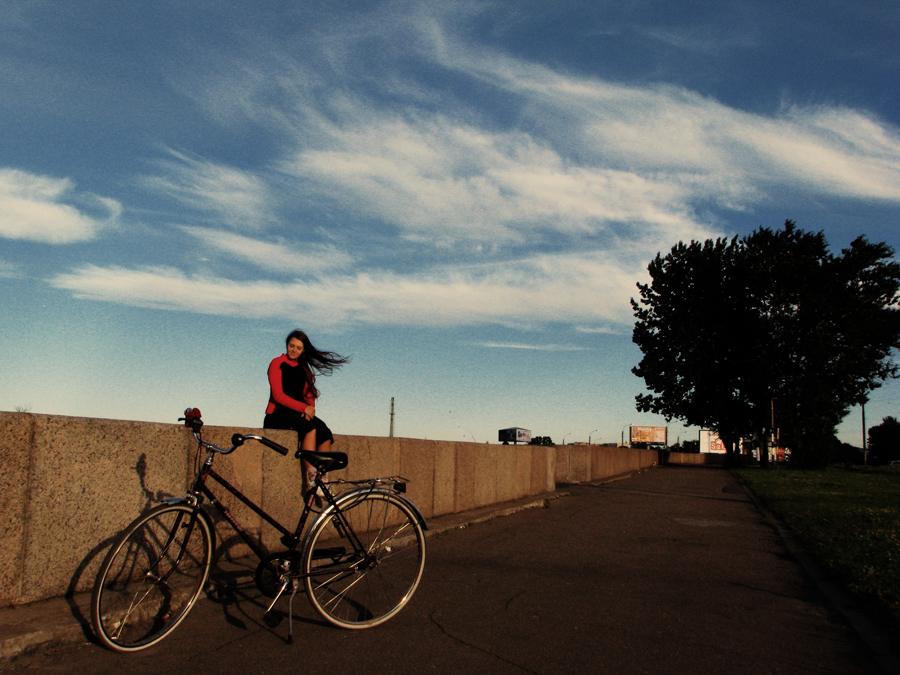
[
  {"left": 0, "top": 412, "right": 656, "bottom": 607},
  {"left": 0, "top": 412, "right": 559, "bottom": 607},
  {"left": 554, "top": 444, "right": 659, "bottom": 483},
  {"left": 667, "top": 451, "right": 727, "bottom": 466}
]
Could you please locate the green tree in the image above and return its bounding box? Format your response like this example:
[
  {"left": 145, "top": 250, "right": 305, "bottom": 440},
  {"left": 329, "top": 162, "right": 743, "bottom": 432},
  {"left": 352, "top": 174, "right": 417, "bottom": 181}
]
[
  {"left": 868, "top": 416, "right": 900, "bottom": 465},
  {"left": 631, "top": 235, "right": 758, "bottom": 460},
  {"left": 632, "top": 221, "right": 900, "bottom": 468}
]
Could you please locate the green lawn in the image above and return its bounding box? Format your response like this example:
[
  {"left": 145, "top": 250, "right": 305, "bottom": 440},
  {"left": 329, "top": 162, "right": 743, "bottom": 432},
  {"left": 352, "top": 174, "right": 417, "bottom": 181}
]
[{"left": 734, "top": 465, "right": 900, "bottom": 627}]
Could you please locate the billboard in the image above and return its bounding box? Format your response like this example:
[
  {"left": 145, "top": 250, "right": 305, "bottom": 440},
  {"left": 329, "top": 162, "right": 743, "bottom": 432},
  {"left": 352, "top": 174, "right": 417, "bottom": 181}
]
[
  {"left": 498, "top": 427, "right": 532, "bottom": 444},
  {"left": 699, "top": 430, "right": 727, "bottom": 454},
  {"left": 630, "top": 426, "right": 667, "bottom": 445}
]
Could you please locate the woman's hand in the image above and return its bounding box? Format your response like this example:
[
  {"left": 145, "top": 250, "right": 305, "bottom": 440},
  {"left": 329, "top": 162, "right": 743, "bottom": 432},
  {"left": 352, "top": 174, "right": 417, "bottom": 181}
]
[{"left": 304, "top": 406, "right": 316, "bottom": 420}]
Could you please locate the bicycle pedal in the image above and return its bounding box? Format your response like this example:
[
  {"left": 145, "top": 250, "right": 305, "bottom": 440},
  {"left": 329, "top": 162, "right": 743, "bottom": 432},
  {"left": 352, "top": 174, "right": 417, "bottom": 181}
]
[{"left": 263, "top": 610, "right": 283, "bottom": 628}]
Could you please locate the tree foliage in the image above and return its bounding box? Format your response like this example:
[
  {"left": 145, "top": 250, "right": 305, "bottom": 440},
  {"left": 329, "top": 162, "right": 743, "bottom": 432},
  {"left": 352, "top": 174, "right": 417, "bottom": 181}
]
[
  {"left": 632, "top": 220, "right": 900, "bottom": 467},
  {"left": 868, "top": 416, "right": 900, "bottom": 465}
]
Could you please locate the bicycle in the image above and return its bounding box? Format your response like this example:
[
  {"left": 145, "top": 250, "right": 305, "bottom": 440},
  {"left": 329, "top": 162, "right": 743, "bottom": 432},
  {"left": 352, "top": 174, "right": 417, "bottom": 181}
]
[{"left": 90, "top": 408, "right": 427, "bottom": 652}]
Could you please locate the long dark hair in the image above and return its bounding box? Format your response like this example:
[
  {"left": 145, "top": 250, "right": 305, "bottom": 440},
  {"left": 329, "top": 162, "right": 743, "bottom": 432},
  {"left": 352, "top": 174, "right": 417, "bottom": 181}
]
[{"left": 285, "top": 330, "right": 350, "bottom": 398}]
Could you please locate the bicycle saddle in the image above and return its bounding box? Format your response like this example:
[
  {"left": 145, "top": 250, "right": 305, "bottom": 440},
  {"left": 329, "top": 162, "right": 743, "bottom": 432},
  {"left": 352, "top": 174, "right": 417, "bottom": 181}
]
[{"left": 297, "top": 450, "right": 348, "bottom": 472}]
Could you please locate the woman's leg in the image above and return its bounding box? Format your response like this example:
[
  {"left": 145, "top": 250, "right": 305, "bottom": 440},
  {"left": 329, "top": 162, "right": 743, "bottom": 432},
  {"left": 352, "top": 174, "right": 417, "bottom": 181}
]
[
  {"left": 301, "top": 428, "right": 317, "bottom": 479},
  {"left": 312, "top": 420, "right": 333, "bottom": 483},
  {"left": 301, "top": 428, "right": 317, "bottom": 452},
  {"left": 313, "top": 417, "right": 335, "bottom": 453}
]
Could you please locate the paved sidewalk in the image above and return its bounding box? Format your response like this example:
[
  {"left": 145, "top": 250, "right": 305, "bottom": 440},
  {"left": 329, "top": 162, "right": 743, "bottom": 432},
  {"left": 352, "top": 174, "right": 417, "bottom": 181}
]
[
  {"left": 2, "top": 466, "right": 898, "bottom": 674},
  {"left": 0, "top": 487, "right": 560, "bottom": 663}
]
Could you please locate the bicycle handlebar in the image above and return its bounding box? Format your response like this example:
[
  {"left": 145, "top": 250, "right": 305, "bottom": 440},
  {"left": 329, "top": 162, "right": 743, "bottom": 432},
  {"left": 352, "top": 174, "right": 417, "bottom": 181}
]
[{"left": 179, "top": 408, "right": 289, "bottom": 457}]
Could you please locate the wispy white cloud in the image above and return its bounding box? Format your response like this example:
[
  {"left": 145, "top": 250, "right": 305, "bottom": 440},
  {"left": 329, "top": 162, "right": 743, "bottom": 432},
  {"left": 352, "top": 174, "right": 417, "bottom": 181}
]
[
  {"left": 140, "top": 150, "right": 276, "bottom": 230},
  {"left": 49, "top": 248, "right": 642, "bottom": 329},
  {"left": 181, "top": 226, "right": 354, "bottom": 275},
  {"left": 640, "top": 25, "right": 759, "bottom": 55},
  {"left": 0, "top": 169, "right": 121, "bottom": 243},
  {"left": 473, "top": 342, "right": 590, "bottom": 351},
  {"left": 575, "top": 325, "right": 625, "bottom": 335},
  {"left": 0, "top": 258, "right": 23, "bottom": 278},
  {"left": 280, "top": 115, "right": 708, "bottom": 245},
  {"left": 745, "top": 106, "right": 900, "bottom": 200},
  {"left": 441, "top": 48, "right": 900, "bottom": 205}
]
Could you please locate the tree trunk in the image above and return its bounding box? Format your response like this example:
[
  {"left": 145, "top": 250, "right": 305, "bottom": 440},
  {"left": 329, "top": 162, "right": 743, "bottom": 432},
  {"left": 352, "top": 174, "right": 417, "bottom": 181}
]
[
  {"left": 720, "top": 432, "right": 738, "bottom": 467},
  {"left": 759, "top": 429, "right": 769, "bottom": 468}
]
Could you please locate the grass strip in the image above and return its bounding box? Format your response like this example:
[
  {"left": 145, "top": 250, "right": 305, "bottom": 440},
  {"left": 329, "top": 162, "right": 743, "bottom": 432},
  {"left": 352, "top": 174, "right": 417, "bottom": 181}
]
[{"left": 734, "top": 465, "right": 900, "bottom": 627}]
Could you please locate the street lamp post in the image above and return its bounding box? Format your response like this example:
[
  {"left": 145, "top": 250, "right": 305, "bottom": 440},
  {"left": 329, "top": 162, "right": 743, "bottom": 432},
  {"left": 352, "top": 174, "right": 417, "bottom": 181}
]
[
  {"left": 621, "top": 425, "right": 631, "bottom": 447},
  {"left": 588, "top": 429, "right": 599, "bottom": 445},
  {"left": 562, "top": 432, "right": 572, "bottom": 445}
]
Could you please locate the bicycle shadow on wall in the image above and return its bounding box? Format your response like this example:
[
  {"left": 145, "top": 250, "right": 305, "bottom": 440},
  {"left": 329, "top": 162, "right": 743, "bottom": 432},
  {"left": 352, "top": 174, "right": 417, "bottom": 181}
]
[{"left": 65, "top": 453, "right": 177, "bottom": 643}]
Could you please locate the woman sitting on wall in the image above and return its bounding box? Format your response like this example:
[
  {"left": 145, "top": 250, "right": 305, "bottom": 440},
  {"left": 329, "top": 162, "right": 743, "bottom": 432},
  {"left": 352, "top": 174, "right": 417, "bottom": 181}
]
[{"left": 263, "top": 329, "right": 349, "bottom": 485}]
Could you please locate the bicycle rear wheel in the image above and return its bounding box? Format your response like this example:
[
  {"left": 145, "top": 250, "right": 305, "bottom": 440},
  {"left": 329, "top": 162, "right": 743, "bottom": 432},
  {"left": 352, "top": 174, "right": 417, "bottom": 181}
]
[
  {"left": 303, "top": 490, "right": 425, "bottom": 629},
  {"left": 91, "top": 503, "right": 213, "bottom": 651}
]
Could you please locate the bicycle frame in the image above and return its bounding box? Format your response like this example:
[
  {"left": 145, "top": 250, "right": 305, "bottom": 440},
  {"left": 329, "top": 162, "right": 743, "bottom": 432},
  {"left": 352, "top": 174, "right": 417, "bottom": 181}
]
[
  {"left": 187, "top": 455, "right": 317, "bottom": 562},
  {"left": 179, "top": 424, "right": 427, "bottom": 589},
  {"left": 184, "top": 443, "right": 385, "bottom": 571}
]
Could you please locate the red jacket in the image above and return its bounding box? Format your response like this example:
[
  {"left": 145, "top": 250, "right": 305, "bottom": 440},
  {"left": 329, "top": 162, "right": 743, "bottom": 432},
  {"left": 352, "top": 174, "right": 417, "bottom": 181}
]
[{"left": 265, "top": 354, "right": 314, "bottom": 415}]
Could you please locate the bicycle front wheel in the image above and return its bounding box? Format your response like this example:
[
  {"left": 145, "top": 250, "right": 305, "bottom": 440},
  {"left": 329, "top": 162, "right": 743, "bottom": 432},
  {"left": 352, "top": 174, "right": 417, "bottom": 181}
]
[
  {"left": 91, "top": 503, "right": 213, "bottom": 652},
  {"left": 303, "top": 490, "right": 425, "bottom": 629}
]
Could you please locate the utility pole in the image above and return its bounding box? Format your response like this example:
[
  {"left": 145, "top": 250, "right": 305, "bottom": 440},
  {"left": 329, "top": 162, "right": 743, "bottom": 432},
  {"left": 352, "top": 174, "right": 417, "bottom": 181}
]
[
  {"left": 389, "top": 397, "right": 395, "bottom": 438},
  {"left": 862, "top": 402, "right": 867, "bottom": 466}
]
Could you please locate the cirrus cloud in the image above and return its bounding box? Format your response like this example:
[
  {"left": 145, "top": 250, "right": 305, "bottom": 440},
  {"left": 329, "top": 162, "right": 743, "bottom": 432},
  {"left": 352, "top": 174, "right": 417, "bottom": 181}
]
[
  {"left": 0, "top": 169, "right": 121, "bottom": 243},
  {"left": 49, "top": 248, "right": 643, "bottom": 329},
  {"left": 181, "top": 226, "right": 354, "bottom": 275}
]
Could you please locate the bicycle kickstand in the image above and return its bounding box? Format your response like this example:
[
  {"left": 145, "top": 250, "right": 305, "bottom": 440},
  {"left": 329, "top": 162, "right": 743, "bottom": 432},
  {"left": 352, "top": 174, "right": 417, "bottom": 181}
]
[
  {"left": 287, "top": 579, "right": 299, "bottom": 645},
  {"left": 263, "top": 579, "right": 290, "bottom": 631}
]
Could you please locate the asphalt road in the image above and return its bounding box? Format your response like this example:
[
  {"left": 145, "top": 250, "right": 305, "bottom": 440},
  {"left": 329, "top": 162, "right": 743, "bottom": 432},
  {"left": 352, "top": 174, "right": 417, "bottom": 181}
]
[{"left": 2, "top": 467, "right": 886, "bottom": 674}]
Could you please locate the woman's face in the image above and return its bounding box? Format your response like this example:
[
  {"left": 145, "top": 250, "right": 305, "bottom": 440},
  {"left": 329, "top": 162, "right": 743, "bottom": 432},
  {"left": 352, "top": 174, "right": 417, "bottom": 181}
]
[{"left": 286, "top": 337, "right": 305, "bottom": 362}]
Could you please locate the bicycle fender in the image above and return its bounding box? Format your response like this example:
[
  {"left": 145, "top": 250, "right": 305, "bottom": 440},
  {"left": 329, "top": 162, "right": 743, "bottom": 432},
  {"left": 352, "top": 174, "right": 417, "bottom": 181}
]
[
  {"left": 311, "top": 486, "right": 428, "bottom": 533},
  {"left": 393, "top": 491, "right": 429, "bottom": 531}
]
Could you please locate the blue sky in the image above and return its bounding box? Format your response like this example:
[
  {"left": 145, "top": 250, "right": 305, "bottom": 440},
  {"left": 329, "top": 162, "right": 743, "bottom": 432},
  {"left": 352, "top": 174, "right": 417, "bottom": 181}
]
[{"left": 2, "top": 0, "right": 899, "bottom": 447}]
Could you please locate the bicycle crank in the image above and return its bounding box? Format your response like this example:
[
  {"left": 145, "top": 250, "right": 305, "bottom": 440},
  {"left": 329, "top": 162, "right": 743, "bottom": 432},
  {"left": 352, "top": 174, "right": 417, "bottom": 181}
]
[{"left": 255, "top": 550, "right": 302, "bottom": 598}]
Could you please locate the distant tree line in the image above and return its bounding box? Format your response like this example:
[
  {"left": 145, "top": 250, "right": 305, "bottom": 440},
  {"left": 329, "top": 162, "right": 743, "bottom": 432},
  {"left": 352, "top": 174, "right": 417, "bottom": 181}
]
[{"left": 669, "top": 440, "right": 700, "bottom": 453}]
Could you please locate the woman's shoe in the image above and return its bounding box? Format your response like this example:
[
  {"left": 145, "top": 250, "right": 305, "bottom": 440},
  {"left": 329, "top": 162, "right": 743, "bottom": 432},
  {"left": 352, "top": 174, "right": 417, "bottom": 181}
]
[{"left": 306, "top": 473, "right": 324, "bottom": 508}]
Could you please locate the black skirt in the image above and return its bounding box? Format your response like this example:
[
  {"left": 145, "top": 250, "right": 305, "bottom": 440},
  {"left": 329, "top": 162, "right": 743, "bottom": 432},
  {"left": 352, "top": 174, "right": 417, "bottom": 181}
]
[{"left": 263, "top": 406, "right": 334, "bottom": 446}]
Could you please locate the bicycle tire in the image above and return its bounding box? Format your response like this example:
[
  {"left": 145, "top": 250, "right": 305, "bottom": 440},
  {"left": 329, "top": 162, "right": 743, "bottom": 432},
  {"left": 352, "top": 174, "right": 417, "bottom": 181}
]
[
  {"left": 91, "top": 503, "right": 213, "bottom": 652},
  {"left": 302, "top": 489, "right": 425, "bottom": 629}
]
